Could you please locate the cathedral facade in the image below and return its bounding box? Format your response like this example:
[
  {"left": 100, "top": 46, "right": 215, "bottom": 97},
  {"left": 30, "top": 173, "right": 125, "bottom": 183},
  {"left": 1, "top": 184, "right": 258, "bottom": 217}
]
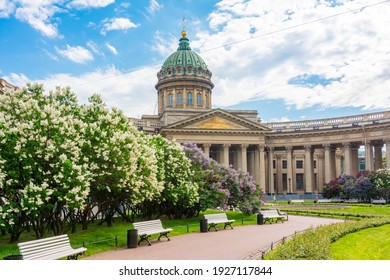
[{"left": 133, "top": 30, "right": 390, "bottom": 195}]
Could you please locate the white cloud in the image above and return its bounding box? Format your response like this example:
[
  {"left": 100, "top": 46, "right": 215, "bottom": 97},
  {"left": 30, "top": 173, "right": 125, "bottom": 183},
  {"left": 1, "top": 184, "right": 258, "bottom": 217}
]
[
  {"left": 11, "top": 0, "right": 64, "bottom": 38},
  {"left": 68, "top": 0, "right": 115, "bottom": 9},
  {"left": 6, "top": 65, "right": 159, "bottom": 118},
  {"left": 56, "top": 45, "right": 94, "bottom": 64},
  {"left": 194, "top": 0, "right": 390, "bottom": 113},
  {"left": 0, "top": 0, "right": 15, "bottom": 18},
  {"left": 101, "top": 17, "right": 140, "bottom": 35},
  {"left": 105, "top": 43, "right": 118, "bottom": 55},
  {"left": 147, "top": 0, "right": 163, "bottom": 14}
]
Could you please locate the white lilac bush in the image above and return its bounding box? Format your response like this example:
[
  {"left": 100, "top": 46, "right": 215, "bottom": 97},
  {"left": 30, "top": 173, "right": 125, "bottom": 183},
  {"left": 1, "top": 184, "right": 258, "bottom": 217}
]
[
  {"left": 0, "top": 85, "right": 90, "bottom": 240},
  {"left": 144, "top": 135, "right": 198, "bottom": 219},
  {"left": 79, "top": 94, "right": 162, "bottom": 227}
]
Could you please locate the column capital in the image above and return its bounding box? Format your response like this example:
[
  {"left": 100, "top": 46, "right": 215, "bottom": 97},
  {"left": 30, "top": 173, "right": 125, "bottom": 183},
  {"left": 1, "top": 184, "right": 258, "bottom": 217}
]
[
  {"left": 258, "top": 144, "right": 266, "bottom": 152},
  {"left": 240, "top": 144, "right": 248, "bottom": 149},
  {"left": 267, "top": 146, "right": 274, "bottom": 152},
  {"left": 304, "top": 145, "right": 312, "bottom": 152},
  {"left": 342, "top": 142, "right": 351, "bottom": 149},
  {"left": 276, "top": 154, "right": 283, "bottom": 159},
  {"left": 384, "top": 138, "right": 390, "bottom": 144},
  {"left": 222, "top": 144, "right": 231, "bottom": 148},
  {"left": 203, "top": 143, "right": 211, "bottom": 148},
  {"left": 285, "top": 146, "right": 293, "bottom": 151},
  {"left": 323, "top": 143, "right": 333, "bottom": 150}
]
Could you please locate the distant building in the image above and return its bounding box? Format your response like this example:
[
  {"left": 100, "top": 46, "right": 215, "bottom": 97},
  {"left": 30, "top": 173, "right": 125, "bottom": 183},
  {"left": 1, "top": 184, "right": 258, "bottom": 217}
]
[
  {"left": 132, "top": 30, "right": 390, "bottom": 195},
  {"left": 0, "top": 79, "right": 18, "bottom": 95}
]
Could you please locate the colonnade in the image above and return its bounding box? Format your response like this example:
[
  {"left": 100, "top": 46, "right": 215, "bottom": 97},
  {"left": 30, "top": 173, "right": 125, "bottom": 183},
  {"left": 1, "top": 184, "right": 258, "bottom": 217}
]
[{"left": 200, "top": 140, "right": 390, "bottom": 194}]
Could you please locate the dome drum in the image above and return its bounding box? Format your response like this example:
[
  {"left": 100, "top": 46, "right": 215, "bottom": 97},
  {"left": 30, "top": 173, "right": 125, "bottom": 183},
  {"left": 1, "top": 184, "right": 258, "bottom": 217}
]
[{"left": 155, "top": 30, "right": 214, "bottom": 114}]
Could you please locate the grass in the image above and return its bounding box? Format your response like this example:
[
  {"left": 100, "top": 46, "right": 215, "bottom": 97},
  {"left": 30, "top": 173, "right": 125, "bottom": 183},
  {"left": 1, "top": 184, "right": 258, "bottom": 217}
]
[
  {"left": 331, "top": 224, "right": 390, "bottom": 260},
  {"left": 0, "top": 210, "right": 258, "bottom": 259},
  {"left": 1, "top": 204, "right": 389, "bottom": 260}
]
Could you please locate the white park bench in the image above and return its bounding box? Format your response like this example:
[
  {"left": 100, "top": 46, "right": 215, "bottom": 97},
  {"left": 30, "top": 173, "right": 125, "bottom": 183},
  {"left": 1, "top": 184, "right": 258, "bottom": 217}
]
[
  {"left": 289, "top": 199, "right": 305, "bottom": 204},
  {"left": 317, "top": 199, "right": 332, "bottom": 203},
  {"left": 203, "top": 213, "right": 235, "bottom": 231},
  {"left": 133, "top": 219, "right": 173, "bottom": 246},
  {"left": 17, "top": 234, "right": 87, "bottom": 260},
  {"left": 259, "top": 209, "right": 288, "bottom": 223},
  {"left": 371, "top": 199, "right": 386, "bottom": 204}
]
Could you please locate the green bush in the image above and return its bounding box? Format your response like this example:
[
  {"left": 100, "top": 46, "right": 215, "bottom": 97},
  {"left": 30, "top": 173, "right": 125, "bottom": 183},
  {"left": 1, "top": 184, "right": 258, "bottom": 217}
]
[{"left": 265, "top": 217, "right": 390, "bottom": 260}]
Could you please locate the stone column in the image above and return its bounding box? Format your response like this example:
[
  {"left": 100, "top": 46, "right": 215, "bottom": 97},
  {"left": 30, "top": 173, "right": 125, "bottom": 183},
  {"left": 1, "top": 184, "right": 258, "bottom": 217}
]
[
  {"left": 276, "top": 154, "right": 283, "bottom": 194},
  {"left": 386, "top": 139, "right": 390, "bottom": 168},
  {"left": 335, "top": 152, "right": 342, "bottom": 177},
  {"left": 342, "top": 142, "right": 352, "bottom": 175},
  {"left": 304, "top": 145, "right": 314, "bottom": 193},
  {"left": 316, "top": 153, "right": 325, "bottom": 193},
  {"left": 240, "top": 144, "right": 248, "bottom": 173},
  {"left": 365, "top": 141, "right": 374, "bottom": 171},
  {"left": 268, "top": 146, "right": 275, "bottom": 194},
  {"left": 203, "top": 143, "right": 211, "bottom": 158},
  {"left": 351, "top": 145, "right": 359, "bottom": 176},
  {"left": 223, "top": 144, "right": 230, "bottom": 167},
  {"left": 254, "top": 147, "right": 260, "bottom": 185},
  {"left": 286, "top": 146, "right": 293, "bottom": 193},
  {"left": 374, "top": 144, "right": 383, "bottom": 170},
  {"left": 259, "top": 145, "right": 266, "bottom": 191},
  {"left": 323, "top": 144, "right": 336, "bottom": 182}
]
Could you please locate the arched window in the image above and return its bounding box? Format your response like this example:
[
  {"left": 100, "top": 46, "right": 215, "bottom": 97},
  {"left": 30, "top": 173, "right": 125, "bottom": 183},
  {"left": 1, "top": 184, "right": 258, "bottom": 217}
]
[
  {"left": 168, "top": 93, "right": 173, "bottom": 107},
  {"left": 187, "top": 92, "right": 193, "bottom": 105},
  {"left": 177, "top": 92, "right": 183, "bottom": 105},
  {"left": 197, "top": 93, "right": 202, "bottom": 106}
]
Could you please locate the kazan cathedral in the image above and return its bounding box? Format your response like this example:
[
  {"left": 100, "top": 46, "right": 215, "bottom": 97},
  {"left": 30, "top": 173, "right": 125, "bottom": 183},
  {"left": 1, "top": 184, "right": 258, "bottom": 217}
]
[
  {"left": 129, "top": 29, "right": 390, "bottom": 196},
  {"left": 2, "top": 30, "right": 389, "bottom": 196}
]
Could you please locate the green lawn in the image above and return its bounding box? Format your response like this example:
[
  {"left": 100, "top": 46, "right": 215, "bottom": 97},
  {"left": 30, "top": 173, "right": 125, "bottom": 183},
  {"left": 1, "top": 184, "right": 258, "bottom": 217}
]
[
  {"left": 1, "top": 205, "right": 389, "bottom": 260},
  {"left": 0, "top": 210, "right": 257, "bottom": 259},
  {"left": 331, "top": 224, "right": 390, "bottom": 260}
]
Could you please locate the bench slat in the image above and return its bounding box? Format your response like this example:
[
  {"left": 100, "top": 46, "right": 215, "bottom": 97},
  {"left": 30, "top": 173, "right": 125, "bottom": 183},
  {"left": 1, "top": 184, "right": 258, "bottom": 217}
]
[{"left": 17, "top": 234, "right": 86, "bottom": 260}]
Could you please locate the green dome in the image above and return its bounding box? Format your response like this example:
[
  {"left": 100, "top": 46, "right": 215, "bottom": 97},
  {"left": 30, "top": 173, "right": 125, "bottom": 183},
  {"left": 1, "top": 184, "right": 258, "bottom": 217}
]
[{"left": 161, "top": 35, "right": 209, "bottom": 71}]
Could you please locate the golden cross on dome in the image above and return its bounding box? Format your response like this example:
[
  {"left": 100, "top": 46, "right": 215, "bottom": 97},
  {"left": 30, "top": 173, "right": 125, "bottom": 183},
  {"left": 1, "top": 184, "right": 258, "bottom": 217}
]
[{"left": 181, "top": 16, "right": 187, "bottom": 37}]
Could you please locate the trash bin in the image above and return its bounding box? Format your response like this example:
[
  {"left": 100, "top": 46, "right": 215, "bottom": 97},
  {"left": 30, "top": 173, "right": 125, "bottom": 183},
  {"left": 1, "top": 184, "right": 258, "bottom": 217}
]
[
  {"left": 257, "top": 213, "right": 264, "bottom": 225},
  {"left": 127, "top": 229, "right": 138, "bottom": 248},
  {"left": 3, "top": 255, "right": 23, "bottom": 260},
  {"left": 200, "top": 219, "right": 208, "bottom": 232}
]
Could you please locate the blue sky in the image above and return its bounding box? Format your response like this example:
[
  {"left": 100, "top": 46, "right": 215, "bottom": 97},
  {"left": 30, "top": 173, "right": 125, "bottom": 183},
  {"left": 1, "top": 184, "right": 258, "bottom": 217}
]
[{"left": 1, "top": 0, "right": 390, "bottom": 122}]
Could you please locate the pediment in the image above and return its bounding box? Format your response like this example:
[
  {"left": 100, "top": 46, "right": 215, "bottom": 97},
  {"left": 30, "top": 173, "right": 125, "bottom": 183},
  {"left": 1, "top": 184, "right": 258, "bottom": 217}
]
[{"left": 164, "top": 109, "right": 270, "bottom": 132}]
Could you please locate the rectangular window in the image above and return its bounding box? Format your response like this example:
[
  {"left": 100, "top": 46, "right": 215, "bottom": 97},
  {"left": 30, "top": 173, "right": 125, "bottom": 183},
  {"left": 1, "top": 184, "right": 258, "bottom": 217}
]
[
  {"left": 197, "top": 93, "right": 202, "bottom": 106},
  {"left": 168, "top": 94, "right": 173, "bottom": 107},
  {"left": 177, "top": 92, "right": 183, "bottom": 105},
  {"left": 282, "top": 174, "right": 287, "bottom": 191},
  {"left": 282, "top": 160, "right": 287, "bottom": 169},
  {"left": 187, "top": 92, "right": 193, "bottom": 105},
  {"left": 313, "top": 160, "right": 317, "bottom": 169},
  {"left": 296, "top": 174, "right": 304, "bottom": 190},
  {"left": 296, "top": 160, "right": 303, "bottom": 169},
  {"left": 273, "top": 160, "right": 276, "bottom": 169}
]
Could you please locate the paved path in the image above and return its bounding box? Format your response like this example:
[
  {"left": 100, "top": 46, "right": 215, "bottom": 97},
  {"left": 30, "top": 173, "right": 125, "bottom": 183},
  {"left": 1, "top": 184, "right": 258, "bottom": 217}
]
[{"left": 84, "top": 215, "right": 342, "bottom": 260}]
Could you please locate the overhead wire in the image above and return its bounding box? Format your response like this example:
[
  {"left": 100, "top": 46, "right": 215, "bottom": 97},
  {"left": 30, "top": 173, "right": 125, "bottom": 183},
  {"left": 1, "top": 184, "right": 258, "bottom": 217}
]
[{"left": 71, "top": 0, "right": 390, "bottom": 88}]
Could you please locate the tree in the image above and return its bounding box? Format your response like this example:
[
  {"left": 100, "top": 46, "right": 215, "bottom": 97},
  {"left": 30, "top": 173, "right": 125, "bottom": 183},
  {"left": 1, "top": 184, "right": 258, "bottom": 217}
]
[
  {"left": 79, "top": 95, "right": 162, "bottom": 227},
  {"left": 183, "top": 142, "right": 263, "bottom": 215},
  {"left": 0, "top": 84, "right": 90, "bottom": 241}
]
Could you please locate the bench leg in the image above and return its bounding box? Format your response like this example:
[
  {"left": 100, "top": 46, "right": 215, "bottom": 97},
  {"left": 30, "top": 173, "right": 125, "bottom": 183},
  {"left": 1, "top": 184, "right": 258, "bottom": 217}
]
[
  {"left": 224, "top": 222, "right": 233, "bottom": 229},
  {"left": 67, "top": 253, "right": 81, "bottom": 260},
  {"left": 208, "top": 224, "right": 217, "bottom": 231},
  {"left": 158, "top": 232, "right": 171, "bottom": 241},
  {"left": 139, "top": 235, "right": 152, "bottom": 246}
]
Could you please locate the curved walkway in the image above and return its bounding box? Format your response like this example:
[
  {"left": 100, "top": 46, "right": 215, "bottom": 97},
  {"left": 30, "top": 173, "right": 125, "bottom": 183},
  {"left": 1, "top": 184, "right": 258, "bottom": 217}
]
[{"left": 84, "top": 215, "right": 342, "bottom": 260}]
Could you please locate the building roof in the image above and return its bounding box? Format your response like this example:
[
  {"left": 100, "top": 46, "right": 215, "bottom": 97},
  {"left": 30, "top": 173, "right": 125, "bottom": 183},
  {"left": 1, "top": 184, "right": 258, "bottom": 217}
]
[{"left": 160, "top": 30, "right": 209, "bottom": 72}]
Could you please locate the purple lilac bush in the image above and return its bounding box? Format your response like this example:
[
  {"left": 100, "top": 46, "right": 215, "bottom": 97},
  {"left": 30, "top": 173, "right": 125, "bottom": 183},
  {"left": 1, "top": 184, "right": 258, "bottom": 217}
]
[{"left": 183, "top": 142, "right": 264, "bottom": 214}]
